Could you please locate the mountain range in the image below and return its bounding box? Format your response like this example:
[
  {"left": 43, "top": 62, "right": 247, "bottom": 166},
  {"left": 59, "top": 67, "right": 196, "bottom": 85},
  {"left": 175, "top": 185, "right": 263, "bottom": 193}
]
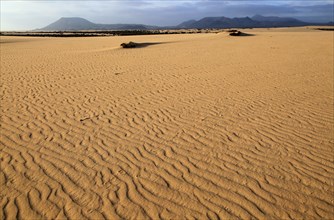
[{"left": 38, "top": 15, "right": 332, "bottom": 31}]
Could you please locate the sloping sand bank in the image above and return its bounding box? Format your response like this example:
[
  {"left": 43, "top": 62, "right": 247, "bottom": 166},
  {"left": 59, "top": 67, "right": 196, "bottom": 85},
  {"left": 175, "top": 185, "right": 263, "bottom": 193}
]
[{"left": 1, "top": 28, "right": 333, "bottom": 219}]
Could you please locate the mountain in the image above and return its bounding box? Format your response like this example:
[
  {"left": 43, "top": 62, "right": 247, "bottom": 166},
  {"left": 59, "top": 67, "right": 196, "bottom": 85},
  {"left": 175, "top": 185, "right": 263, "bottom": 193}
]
[
  {"left": 181, "top": 16, "right": 259, "bottom": 29},
  {"left": 251, "top": 15, "right": 307, "bottom": 27},
  {"left": 252, "top": 14, "right": 300, "bottom": 22},
  {"left": 177, "top": 20, "right": 197, "bottom": 28},
  {"left": 39, "top": 16, "right": 331, "bottom": 31},
  {"left": 41, "top": 17, "right": 99, "bottom": 30},
  {"left": 177, "top": 15, "right": 308, "bottom": 29},
  {"left": 39, "top": 17, "right": 154, "bottom": 31}
]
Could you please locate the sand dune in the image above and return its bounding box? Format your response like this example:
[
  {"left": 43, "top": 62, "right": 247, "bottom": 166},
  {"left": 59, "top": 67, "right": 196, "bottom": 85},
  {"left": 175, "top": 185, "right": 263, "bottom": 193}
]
[{"left": 1, "top": 28, "right": 333, "bottom": 219}]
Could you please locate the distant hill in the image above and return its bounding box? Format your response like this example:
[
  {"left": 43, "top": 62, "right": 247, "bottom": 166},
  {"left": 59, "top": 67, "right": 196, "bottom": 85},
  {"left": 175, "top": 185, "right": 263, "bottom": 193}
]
[
  {"left": 252, "top": 14, "right": 301, "bottom": 22},
  {"left": 41, "top": 17, "right": 99, "bottom": 30},
  {"left": 38, "top": 16, "right": 331, "bottom": 31},
  {"left": 177, "top": 15, "right": 308, "bottom": 29},
  {"left": 180, "top": 16, "right": 259, "bottom": 29},
  {"left": 177, "top": 20, "right": 197, "bottom": 28},
  {"left": 251, "top": 15, "right": 307, "bottom": 27},
  {"left": 39, "top": 17, "right": 155, "bottom": 31}
]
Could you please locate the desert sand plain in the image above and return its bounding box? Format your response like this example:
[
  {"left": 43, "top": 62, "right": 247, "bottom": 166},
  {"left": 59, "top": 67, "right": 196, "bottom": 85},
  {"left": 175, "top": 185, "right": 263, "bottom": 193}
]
[{"left": 0, "top": 27, "right": 333, "bottom": 219}]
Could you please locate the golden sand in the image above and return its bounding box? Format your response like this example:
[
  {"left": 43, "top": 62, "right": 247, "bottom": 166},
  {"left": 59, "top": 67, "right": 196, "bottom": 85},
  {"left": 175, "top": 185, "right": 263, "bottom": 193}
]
[{"left": 1, "top": 27, "right": 333, "bottom": 219}]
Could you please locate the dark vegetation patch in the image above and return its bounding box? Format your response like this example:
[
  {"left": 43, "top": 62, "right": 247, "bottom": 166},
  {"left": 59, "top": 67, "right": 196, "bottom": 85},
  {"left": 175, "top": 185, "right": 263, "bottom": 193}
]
[
  {"left": 0, "top": 29, "right": 221, "bottom": 37},
  {"left": 228, "top": 30, "right": 254, "bottom": 36},
  {"left": 315, "top": 28, "right": 334, "bottom": 31},
  {"left": 121, "top": 41, "right": 137, "bottom": 48},
  {"left": 120, "top": 42, "right": 163, "bottom": 48}
]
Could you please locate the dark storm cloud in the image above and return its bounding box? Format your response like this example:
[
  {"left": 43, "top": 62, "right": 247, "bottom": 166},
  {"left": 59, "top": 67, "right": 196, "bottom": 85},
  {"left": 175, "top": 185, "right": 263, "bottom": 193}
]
[
  {"left": 1, "top": 0, "right": 333, "bottom": 30},
  {"left": 116, "top": 1, "right": 333, "bottom": 25}
]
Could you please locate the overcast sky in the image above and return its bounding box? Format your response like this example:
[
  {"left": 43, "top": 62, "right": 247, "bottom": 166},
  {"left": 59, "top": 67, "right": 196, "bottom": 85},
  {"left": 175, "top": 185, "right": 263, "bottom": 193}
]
[{"left": 1, "top": 0, "right": 333, "bottom": 30}]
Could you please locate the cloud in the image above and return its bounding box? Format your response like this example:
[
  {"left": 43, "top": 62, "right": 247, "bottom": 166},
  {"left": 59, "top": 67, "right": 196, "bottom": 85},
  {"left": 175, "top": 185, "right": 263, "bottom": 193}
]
[{"left": 0, "top": 0, "right": 333, "bottom": 30}]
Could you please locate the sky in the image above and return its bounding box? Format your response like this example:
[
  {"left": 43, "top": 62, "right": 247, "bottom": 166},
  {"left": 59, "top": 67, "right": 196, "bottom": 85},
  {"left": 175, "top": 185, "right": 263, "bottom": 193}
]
[{"left": 1, "top": 0, "right": 333, "bottom": 31}]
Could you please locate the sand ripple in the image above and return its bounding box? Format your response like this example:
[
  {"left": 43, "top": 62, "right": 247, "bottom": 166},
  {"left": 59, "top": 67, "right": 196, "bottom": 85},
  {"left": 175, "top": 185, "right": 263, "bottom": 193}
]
[{"left": 1, "top": 30, "right": 333, "bottom": 219}]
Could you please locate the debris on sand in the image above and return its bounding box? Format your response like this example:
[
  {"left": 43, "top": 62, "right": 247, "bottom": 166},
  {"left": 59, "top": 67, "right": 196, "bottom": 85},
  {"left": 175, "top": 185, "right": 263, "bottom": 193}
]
[
  {"left": 228, "top": 30, "right": 253, "bottom": 36},
  {"left": 120, "top": 41, "right": 137, "bottom": 48},
  {"left": 229, "top": 30, "right": 243, "bottom": 36}
]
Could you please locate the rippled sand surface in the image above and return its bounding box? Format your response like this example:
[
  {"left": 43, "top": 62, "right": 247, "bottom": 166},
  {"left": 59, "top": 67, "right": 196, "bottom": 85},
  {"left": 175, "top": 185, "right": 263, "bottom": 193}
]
[{"left": 1, "top": 28, "right": 333, "bottom": 219}]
